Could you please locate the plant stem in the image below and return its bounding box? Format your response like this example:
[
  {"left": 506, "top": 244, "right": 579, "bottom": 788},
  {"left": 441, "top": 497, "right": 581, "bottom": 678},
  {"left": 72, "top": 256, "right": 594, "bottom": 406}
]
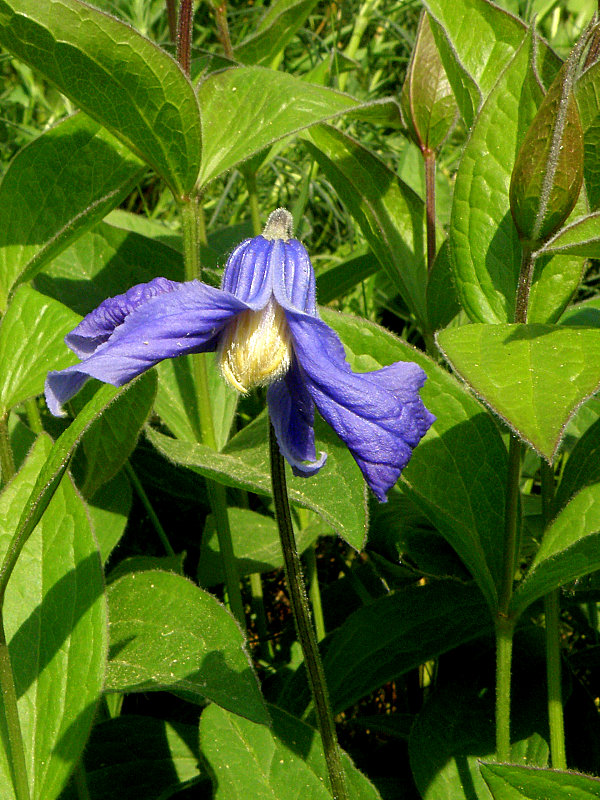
[
  {"left": 179, "top": 196, "right": 245, "bottom": 628},
  {"left": 305, "top": 545, "right": 326, "bottom": 641},
  {"left": 0, "top": 613, "right": 30, "bottom": 800},
  {"left": 165, "top": 0, "right": 177, "bottom": 43},
  {"left": 269, "top": 421, "right": 348, "bottom": 800},
  {"left": 495, "top": 614, "right": 515, "bottom": 763},
  {"left": 249, "top": 572, "right": 273, "bottom": 660},
  {"left": 0, "top": 414, "right": 15, "bottom": 484},
  {"left": 245, "top": 170, "right": 262, "bottom": 236},
  {"left": 423, "top": 147, "right": 436, "bottom": 274},
  {"left": 24, "top": 399, "right": 42, "bottom": 434},
  {"left": 213, "top": 2, "right": 234, "bottom": 59},
  {"left": 540, "top": 460, "right": 567, "bottom": 769},
  {"left": 514, "top": 245, "right": 535, "bottom": 324},
  {"left": 124, "top": 462, "right": 175, "bottom": 556},
  {"left": 177, "top": 0, "right": 194, "bottom": 75}
]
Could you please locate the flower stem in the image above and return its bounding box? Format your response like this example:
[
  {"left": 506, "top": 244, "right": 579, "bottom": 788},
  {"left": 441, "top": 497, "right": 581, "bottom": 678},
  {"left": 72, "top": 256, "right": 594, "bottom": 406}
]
[
  {"left": 540, "top": 460, "right": 567, "bottom": 769},
  {"left": 165, "top": 0, "right": 177, "bottom": 43},
  {"left": 245, "top": 170, "right": 262, "bottom": 237},
  {"left": 0, "top": 612, "right": 30, "bottom": 800},
  {"left": 179, "top": 195, "right": 245, "bottom": 628},
  {"left": 124, "top": 462, "right": 175, "bottom": 556},
  {"left": 305, "top": 545, "right": 326, "bottom": 641},
  {"left": 269, "top": 421, "right": 348, "bottom": 800},
  {"left": 24, "top": 399, "right": 42, "bottom": 435}
]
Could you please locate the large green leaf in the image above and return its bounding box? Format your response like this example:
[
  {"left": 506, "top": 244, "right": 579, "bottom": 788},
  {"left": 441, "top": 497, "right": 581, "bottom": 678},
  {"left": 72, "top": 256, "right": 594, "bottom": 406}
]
[
  {"left": 0, "top": 436, "right": 106, "bottom": 800},
  {"left": 537, "top": 212, "right": 600, "bottom": 259},
  {"left": 199, "top": 703, "right": 381, "bottom": 800},
  {"left": 76, "top": 372, "right": 157, "bottom": 498},
  {"left": 305, "top": 125, "right": 428, "bottom": 328},
  {"left": 146, "top": 411, "right": 368, "bottom": 551},
  {"left": 279, "top": 581, "right": 489, "bottom": 716},
  {"left": 60, "top": 715, "right": 205, "bottom": 800},
  {"left": 105, "top": 569, "right": 268, "bottom": 725},
  {"left": 481, "top": 763, "right": 600, "bottom": 799},
  {"left": 555, "top": 416, "right": 600, "bottom": 511},
  {"left": 198, "top": 506, "right": 318, "bottom": 586},
  {"left": 410, "top": 679, "right": 548, "bottom": 800},
  {"left": 0, "top": 113, "right": 144, "bottom": 310},
  {"left": 0, "top": 285, "right": 80, "bottom": 418},
  {"left": 35, "top": 221, "right": 184, "bottom": 316},
  {"left": 234, "top": 0, "right": 319, "bottom": 66},
  {"left": 511, "top": 481, "right": 600, "bottom": 615},
  {"left": 0, "top": 0, "right": 201, "bottom": 196},
  {"left": 576, "top": 59, "right": 600, "bottom": 210},
  {"left": 86, "top": 470, "right": 131, "bottom": 565},
  {"left": 449, "top": 31, "right": 583, "bottom": 324},
  {"left": 436, "top": 323, "right": 600, "bottom": 461},
  {"left": 424, "top": 0, "right": 560, "bottom": 127},
  {"left": 323, "top": 309, "right": 507, "bottom": 611},
  {"left": 196, "top": 66, "right": 395, "bottom": 187}
]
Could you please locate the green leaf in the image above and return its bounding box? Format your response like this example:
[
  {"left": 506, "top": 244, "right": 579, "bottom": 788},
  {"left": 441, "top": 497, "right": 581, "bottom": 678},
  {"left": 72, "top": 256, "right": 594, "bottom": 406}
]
[
  {"left": 105, "top": 569, "right": 268, "bottom": 725},
  {"left": 234, "top": 0, "right": 319, "bottom": 66},
  {"left": 537, "top": 211, "right": 600, "bottom": 258},
  {"left": 0, "top": 113, "right": 144, "bottom": 310},
  {"left": 450, "top": 32, "right": 542, "bottom": 323},
  {"left": 155, "top": 354, "right": 237, "bottom": 450},
  {"left": 106, "top": 553, "right": 184, "bottom": 584},
  {"left": 426, "top": 238, "right": 460, "bottom": 330},
  {"left": 410, "top": 679, "right": 548, "bottom": 800},
  {"left": 510, "top": 56, "right": 584, "bottom": 245},
  {"left": 315, "top": 250, "right": 379, "bottom": 305},
  {"left": 0, "top": 285, "right": 80, "bottom": 418},
  {"left": 511, "top": 481, "right": 600, "bottom": 615},
  {"left": 576, "top": 59, "right": 600, "bottom": 210},
  {"left": 436, "top": 323, "right": 600, "bottom": 461},
  {"left": 3, "top": 381, "right": 143, "bottom": 587},
  {"left": 304, "top": 124, "right": 428, "bottom": 327},
  {"left": 59, "top": 715, "right": 205, "bottom": 800},
  {"left": 423, "top": 0, "right": 560, "bottom": 127},
  {"left": 0, "top": 435, "right": 107, "bottom": 800},
  {"left": 77, "top": 372, "right": 157, "bottom": 498},
  {"left": 198, "top": 507, "right": 318, "bottom": 586},
  {"left": 36, "top": 221, "right": 184, "bottom": 316},
  {"left": 86, "top": 470, "right": 132, "bottom": 565},
  {"left": 196, "top": 66, "right": 391, "bottom": 187},
  {"left": 279, "top": 581, "right": 489, "bottom": 716},
  {"left": 323, "top": 309, "right": 507, "bottom": 611},
  {"left": 199, "top": 703, "right": 382, "bottom": 800},
  {"left": 481, "top": 763, "right": 600, "bottom": 799},
  {"left": 400, "top": 11, "right": 457, "bottom": 151},
  {"left": 0, "top": 0, "right": 201, "bottom": 196},
  {"left": 555, "top": 416, "right": 600, "bottom": 511},
  {"left": 146, "top": 411, "right": 368, "bottom": 551}
]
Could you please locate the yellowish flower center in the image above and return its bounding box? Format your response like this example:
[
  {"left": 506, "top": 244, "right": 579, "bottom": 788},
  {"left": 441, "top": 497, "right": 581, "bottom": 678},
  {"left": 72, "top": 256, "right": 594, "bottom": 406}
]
[{"left": 218, "top": 299, "right": 292, "bottom": 394}]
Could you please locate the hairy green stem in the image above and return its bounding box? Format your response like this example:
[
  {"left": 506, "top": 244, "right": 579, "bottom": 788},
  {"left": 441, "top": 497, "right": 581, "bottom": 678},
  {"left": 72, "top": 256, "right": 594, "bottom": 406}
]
[
  {"left": 540, "top": 460, "right": 566, "bottom": 769},
  {"left": 0, "top": 614, "right": 30, "bottom": 800},
  {"left": 24, "top": 399, "right": 42, "bottom": 435},
  {"left": 269, "top": 421, "right": 348, "bottom": 800},
  {"left": 495, "top": 615, "right": 515, "bottom": 762},
  {"left": 124, "top": 462, "right": 175, "bottom": 556},
  {"left": 179, "top": 196, "right": 245, "bottom": 627}
]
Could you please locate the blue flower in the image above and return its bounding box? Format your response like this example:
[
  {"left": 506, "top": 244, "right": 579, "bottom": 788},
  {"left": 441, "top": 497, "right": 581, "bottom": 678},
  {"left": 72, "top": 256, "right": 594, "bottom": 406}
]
[{"left": 45, "top": 209, "right": 434, "bottom": 501}]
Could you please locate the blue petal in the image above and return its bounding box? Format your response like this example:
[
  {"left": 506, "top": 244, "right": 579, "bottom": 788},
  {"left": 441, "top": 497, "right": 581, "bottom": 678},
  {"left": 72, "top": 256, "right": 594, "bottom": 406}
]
[
  {"left": 286, "top": 310, "right": 435, "bottom": 502},
  {"left": 45, "top": 281, "right": 247, "bottom": 416},
  {"left": 267, "top": 360, "right": 326, "bottom": 476},
  {"left": 222, "top": 236, "right": 316, "bottom": 314},
  {"left": 66, "top": 277, "right": 180, "bottom": 357}
]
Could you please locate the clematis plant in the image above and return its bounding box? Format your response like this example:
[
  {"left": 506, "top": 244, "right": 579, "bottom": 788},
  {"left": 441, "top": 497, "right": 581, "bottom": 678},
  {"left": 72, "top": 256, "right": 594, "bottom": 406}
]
[{"left": 45, "top": 208, "right": 434, "bottom": 502}]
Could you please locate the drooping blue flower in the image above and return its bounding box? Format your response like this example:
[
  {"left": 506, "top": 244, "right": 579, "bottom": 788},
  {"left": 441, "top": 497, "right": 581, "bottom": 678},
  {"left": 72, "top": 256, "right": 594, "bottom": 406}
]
[{"left": 45, "top": 209, "right": 434, "bottom": 501}]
